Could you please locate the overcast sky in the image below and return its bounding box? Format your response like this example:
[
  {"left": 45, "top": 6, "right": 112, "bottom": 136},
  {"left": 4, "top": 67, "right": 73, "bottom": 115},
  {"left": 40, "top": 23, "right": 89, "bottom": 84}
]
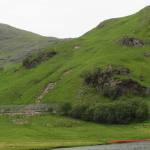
[{"left": 0, "top": 0, "right": 149, "bottom": 38}]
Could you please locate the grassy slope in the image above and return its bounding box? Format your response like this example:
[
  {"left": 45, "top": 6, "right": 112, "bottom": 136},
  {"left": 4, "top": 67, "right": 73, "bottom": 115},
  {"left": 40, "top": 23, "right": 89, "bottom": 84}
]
[
  {"left": 0, "top": 6, "right": 149, "bottom": 105},
  {"left": 0, "top": 114, "right": 149, "bottom": 150},
  {"left": 0, "top": 6, "right": 150, "bottom": 150},
  {"left": 0, "top": 23, "right": 58, "bottom": 66}
]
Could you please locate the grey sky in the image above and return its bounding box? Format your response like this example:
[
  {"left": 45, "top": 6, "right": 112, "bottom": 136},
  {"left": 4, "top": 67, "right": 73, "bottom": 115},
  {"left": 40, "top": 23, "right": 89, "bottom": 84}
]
[{"left": 0, "top": 0, "right": 149, "bottom": 38}]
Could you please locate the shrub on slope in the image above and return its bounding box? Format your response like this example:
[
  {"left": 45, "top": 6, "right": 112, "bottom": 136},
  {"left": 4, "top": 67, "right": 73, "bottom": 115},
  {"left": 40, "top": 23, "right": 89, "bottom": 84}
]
[
  {"left": 60, "top": 99, "right": 149, "bottom": 124},
  {"left": 22, "top": 51, "right": 57, "bottom": 69}
]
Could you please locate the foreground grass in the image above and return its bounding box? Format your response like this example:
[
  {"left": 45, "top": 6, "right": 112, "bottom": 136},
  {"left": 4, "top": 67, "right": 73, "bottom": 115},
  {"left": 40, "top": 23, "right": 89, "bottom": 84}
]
[{"left": 0, "top": 114, "right": 150, "bottom": 150}]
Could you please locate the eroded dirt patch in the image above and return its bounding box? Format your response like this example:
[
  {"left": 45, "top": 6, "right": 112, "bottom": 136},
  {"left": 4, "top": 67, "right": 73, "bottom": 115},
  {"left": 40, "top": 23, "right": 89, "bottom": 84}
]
[
  {"left": 63, "top": 69, "right": 73, "bottom": 76},
  {"left": 37, "top": 82, "right": 56, "bottom": 103}
]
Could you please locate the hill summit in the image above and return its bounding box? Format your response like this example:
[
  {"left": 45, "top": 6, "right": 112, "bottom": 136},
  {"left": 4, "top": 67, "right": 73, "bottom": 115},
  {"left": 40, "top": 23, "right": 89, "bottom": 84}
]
[{"left": 0, "top": 23, "right": 57, "bottom": 66}]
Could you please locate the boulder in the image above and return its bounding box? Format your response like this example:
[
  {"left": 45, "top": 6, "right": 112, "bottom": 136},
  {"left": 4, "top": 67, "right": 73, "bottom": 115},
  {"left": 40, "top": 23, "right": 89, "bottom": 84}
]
[{"left": 120, "top": 37, "right": 144, "bottom": 47}]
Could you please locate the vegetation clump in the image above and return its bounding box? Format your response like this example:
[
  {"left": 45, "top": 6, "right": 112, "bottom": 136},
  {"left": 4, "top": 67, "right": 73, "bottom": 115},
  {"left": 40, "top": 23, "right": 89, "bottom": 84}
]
[
  {"left": 92, "top": 100, "right": 149, "bottom": 124},
  {"left": 120, "top": 37, "right": 144, "bottom": 47},
  {"left": 59, "top": 102, "right": 72, "bottom": 115},
  {"left": 84, "top": 65, "right": 149, "bottom": 99},
  {"left": 60, "top": 100, "right": 149, "bottom": 124},
  {"left": 22, "top": 51, "right": 57, "bottom": 69}
]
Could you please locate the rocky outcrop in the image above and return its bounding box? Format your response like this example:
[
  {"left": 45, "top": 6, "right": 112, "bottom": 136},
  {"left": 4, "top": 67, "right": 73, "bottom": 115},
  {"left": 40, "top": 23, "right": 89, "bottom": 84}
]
[
  {"left": 103, "top": 79, "right": 149, "bottom": 99},
  {"left": 85, "top": 65, "right": 149, "bottom": 99},
  {"left": 120, "top": 37, "right": 144, "bottom": 47}
]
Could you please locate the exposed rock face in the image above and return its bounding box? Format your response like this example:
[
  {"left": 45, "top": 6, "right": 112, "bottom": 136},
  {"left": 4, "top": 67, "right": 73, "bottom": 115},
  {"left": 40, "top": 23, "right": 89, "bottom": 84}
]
[
  {"left": 85, "top": 65, "right": 130, "bottom": 86},
  {"left": 85, "top": 65, "right": 149, "bottom": 99},
  {"left": 103, "top": 79, "right": 148, "bottom": 99},
  {"left": 120, "top": 37, "right": 144, "bottom": 47}
]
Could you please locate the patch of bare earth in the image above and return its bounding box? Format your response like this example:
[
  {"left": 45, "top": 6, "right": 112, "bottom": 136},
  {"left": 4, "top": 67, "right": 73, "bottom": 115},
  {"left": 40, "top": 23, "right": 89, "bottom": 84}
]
[
  {"left": 63, "top": 69, "right": 72, "bottom": 76},
  {"left": 36, "top": 82, "right": 56, "bottom": 103}
]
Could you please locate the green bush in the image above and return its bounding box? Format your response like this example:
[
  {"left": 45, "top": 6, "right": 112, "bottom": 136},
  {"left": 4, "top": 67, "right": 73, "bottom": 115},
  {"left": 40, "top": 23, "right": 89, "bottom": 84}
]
[
  {"left": 93, "top": 100, "right": 149, "bottom": 124},
  {"left": 69, "top": 103, "right": 88, "bottom": 119},
  {"left": 59, "top": 102, "right": 72, "bottom": 115},
  {"left": 82, "top": 105, "right": 95, "bottom": 121},
  {"left": 22, "top": 51, "right": 57, "bottom": 69},
  {"left": 93, "top": 103, "right": 114, "bottom": 123},
  {"left": 134, "top": 100, "right": 149, "bottom": 121},
  {"left": 64, "top": 99, "right": 149, "bottom": 124}
]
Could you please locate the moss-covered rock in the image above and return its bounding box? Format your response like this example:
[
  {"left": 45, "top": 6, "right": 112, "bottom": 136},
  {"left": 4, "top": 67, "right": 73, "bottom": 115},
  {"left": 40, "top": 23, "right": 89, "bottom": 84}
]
[{"left": 84, "top": 65, "right": 149, "bottom": 99}]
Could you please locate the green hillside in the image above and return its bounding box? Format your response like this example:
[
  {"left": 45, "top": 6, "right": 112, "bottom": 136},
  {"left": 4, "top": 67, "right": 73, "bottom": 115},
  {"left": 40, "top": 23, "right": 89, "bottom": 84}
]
[
  {"left": 0, "top": 5, "right": 150, "bottom": 150},
  {"left": 0, "top": 23, "right": 58, "bottom": 66},
  {"left": 0, "top": 6, "right": 149, "bottom": 106}
]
